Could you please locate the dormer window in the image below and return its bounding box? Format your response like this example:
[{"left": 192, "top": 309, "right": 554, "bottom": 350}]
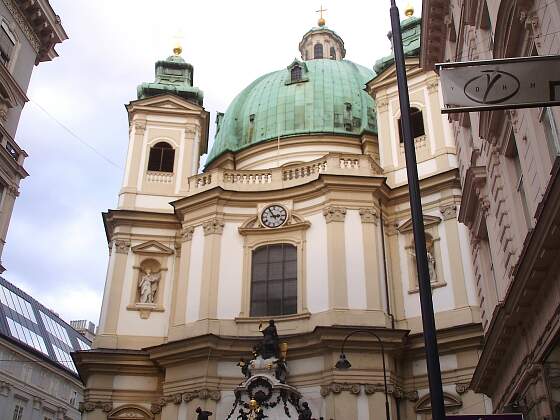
[
  {"left": 147, "top": 142, "right": 175, "bottom": 172},
  {"left": 314, "top": 43, "right": 323, "bottom": 59},
  {"left": 0, "top": 19, "right": 16, "bottom": 66},
  {"left": 290, "top": 65, "right": 302, "bottom": 83}
]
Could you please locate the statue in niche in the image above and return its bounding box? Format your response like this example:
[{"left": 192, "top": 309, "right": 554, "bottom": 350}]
[
  {"left": 138, "top": 268, "right": 160, "bottom": 304},
  {"left": 258, "top": 320, "right": 279, "bottom": 359},
  {"left": 298, "top": 402, "right": 312, "bottom": 420},
  {"left": 427, "top": 249, "right": 437, "bottom": 283}
]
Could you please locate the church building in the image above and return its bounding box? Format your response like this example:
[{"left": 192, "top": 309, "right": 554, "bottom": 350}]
[{"left": 75, "top": 7, "right": 490, "bottom": 420}]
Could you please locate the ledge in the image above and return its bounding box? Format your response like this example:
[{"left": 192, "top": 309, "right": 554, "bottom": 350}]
[{"left": 235, "top": 312, "right": 312, "bottom": 324}]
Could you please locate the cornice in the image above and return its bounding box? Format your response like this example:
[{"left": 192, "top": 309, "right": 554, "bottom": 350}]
[
  {"left": 102, "top": 209, "right": 180, "bottom": 243},
  {"left": 419, "top": 0, "right": 450, "bottom": 70}
]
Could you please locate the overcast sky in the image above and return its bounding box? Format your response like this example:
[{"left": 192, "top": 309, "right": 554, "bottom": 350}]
[{"left": 7, "top": 0, "right": 423, "bottom": 325}]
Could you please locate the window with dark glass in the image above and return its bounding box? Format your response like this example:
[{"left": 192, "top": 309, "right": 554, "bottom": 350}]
[
  {"left": 398, "top": 107, "right": 425, "bottom": 142},
  {"left": 250, "top": 244, "right": 297, "bottom": 317},
  {"left": 314, "top": 43, "right": 323, "bottom": 59},
  {"left": 330, "top": 47, "right": 336, "bottom": 60},
  {"left": 0, "top": 20, "right": 15, "bottom": 66},
  {"left": 291, "top": 65, "right": 302, "bottom": 83},
  {"left": 147, "top": 142, "right": 175, "bottom": 172}
]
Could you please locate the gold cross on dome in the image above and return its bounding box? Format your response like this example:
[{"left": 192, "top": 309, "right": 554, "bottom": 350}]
[{"left": 316, "top": 4, "right": 327, "bottom": 26}]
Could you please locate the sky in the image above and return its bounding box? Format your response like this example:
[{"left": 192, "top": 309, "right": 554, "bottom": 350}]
[{"left": 7, "top": 0, "right": 423, "bottom": 325}]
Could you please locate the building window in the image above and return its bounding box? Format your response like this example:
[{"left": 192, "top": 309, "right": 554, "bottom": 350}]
[
  {"left": 506, "top": 135, "right": 532, "bottom": 227},
  {"left": 250, "top": 244, "right": 297, "bottom": 317},
  {"left": 330, "top": 47, "right": 336, "bottom": 60},
  {"left": 398, "top": 107, "right": 425, "bottom": 142},
  {"left": 542, "top": 108, "right": 560, "bottom": 162},
  {"left": 5, "top": 141, "right": 18, "bottom": 161},
  {"left": 314, "top": 43, "right": 323, "bottom": 59},
  {"left": 0, "top": 19, "right": 15, "bottom": 66},
  {"left": 290, "top": 65, "right": 302, "bottom": 83},
  {"left": 12, "top": 400, "right": 24, "bottom": 420},
  {"left": 147, "top": 142, "right": 174, "bottom": 172}
]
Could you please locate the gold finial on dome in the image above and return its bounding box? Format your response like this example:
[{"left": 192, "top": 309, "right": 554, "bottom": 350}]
[
  {"left": 404, "top": 2, "right": 414, "bottom": 17},
  {"left": 316, "top": 4, "right": 327, "bottom": 27},
  {"left": 173, "top": 41, "right": 182, "bottom": 56}
]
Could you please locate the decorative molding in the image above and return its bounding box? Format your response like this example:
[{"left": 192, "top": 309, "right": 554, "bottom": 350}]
[
  {"left": 114, "top": 240, "right": 131, "bottom": 254},
  {"left": 0, "top": 380, "right": 10, "bottom": 396},
  {"left": 203, "top": 218, "right": 225, "bottom": 236},
  {"left": 359, "top": 208, "right": 378, "bottom": 224},
  {"left": 440, "top": 204, "right": 457, "bottom": 221},
  {"left": 427, "top": 78, "right": 439, "bottom": 94},
  {"left": 150, "top": 403, "right": 162, "bottom": 414},
  {"left": 131, "top": 240, "right": 174, "bottom": 255},
  {"left": 80, "top": 401, "right": 113, "bottom": 413},
  {"left": 181, "top": 226, "right": 195, "bottom": 242},
  {"left": 133, "top": 120, "right": 147, "bottom": 134},
  {"left": 397, "top": 214, "right": 441, "bottom": 233},
  {"left": 183, "top": 389, "right": 221, "bottom": 402},
  {"left": 415, "top": 392, "right": 462, "bottom": 413},
  {"left": 323, "top": 206, "right": 346, "bottom": 223},
  {"left": 320, "top": 383, "right": 363, "bottom": 396},
  {"left": 376, "top": 97, "right": 389, "bottom": 113},
  {"left": 455, "top": 383, "right": 469, "bottom": 395},
  {"left": 2, "top": 0, "right": 41, "bottom": 52}
]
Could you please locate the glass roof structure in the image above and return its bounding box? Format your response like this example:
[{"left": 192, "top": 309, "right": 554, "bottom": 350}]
[{"left": 0, "top": 277, "right": 91, "bottom": 376}]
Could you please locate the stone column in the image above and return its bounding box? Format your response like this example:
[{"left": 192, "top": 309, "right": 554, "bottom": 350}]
[
  {"left": 439, "top": 204, "right": 469, "bottom": 308},
  {"left": 199, "top": 219, "right": 224, "bottom": 319},
  {"left": 323, "top": 206, "right": 348, "bottom": 309},
  {"left": 359, "top": 208, "right": 383, "bottom": 310}
]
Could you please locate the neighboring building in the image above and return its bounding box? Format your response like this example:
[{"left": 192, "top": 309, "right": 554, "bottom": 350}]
[
  {"left": 75, "top": 8, "right": 490, "bottom": 420},
  {"left": 69, "top": 320, "right": 96, "bottom": 342},
  {"left": 0, "top": 0, "right": 67, "bottom": 272},
  {"left": 421, "top": 0, "right": 560, "bottom": 418},
  {"left": 0, "top": 276, "right": 91, "bottom": 420}
]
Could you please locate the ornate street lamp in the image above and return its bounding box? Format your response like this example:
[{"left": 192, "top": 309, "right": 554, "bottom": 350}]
[
  {"left": 335, "top": 330, "right": 390, "bottom": 420},
  {"left": 388, "top": 1, "right": 446, "bottom": 419}
]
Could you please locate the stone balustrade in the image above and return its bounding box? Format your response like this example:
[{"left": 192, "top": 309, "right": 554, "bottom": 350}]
[
  {"left": 146, "top": 171, "right": 174, "bottom": 184},
  {"left": 188, "top": 153, "right": 381, "bottom": 194}
]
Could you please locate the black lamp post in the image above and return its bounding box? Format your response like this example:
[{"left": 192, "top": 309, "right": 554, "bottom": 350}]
[
  {"left": 335, "top": 330, "right": 390, "bottom": 420},
  {"left": 388, "top": 1, "right": 446, "bottom": 420}
]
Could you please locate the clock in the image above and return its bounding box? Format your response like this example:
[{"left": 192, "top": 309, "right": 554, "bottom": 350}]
[{"left": 260, "top": 205, "right": 288, "bottom": 228}]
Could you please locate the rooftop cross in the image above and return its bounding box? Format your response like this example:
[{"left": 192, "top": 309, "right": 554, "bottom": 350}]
[{"left": 316, "top": 4, "right": 327, "bottom": 27}]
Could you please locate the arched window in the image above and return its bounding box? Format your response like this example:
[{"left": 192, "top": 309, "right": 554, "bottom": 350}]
[
  {"left": 314, "top": 43, "right": 323, "bottom": 59},
  {"left": 291, "top": 65, "right": 302, "bottom": 83},
  {"left": 330, "top": 47, "right": 336, "bottom": 60},
  {"left": 147, "top": 142, "right": 175, "bottom": 172},
  {"left": 398, "top": 107, "right": 425, "bottom": 142},
  {"left": 250, "top": 244, "right": 297, "bottom": 317}
]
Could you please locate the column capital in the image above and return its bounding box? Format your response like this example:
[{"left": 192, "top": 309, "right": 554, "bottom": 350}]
[
  {"left": 440, "top": 203, "right": 457, "bottom": 221},
  {"left": 181, "top": 226, "right": 195, "bottom": 241},
  {"left": 323, "top": 206, "right": 346, "bottom": 223},
  {"left": 359, "top": 207, "right": 378, "bottom": 224},
  {"left": 203, "top": 218, "right": 225, "bottom": 236},
  {"left": 114, "top": 240, "right": 131, "bottom": 254}
]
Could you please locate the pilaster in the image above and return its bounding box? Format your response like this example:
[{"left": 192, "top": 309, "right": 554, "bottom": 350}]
[
  {"left": 323, "top": 206, "right": 348, "bottom": 309},
  {"left": 359, "top": 208, "right": 383, "bottom": 310},
  {"left": 171, "top": 226, "right": 194, "bottom": 327},
  {"left": 199, "top": 219, "right": 224, "bottom": 319}
]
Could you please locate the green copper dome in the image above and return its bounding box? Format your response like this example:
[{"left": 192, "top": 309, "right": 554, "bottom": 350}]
[{"left": 206, "top": 59, "right": 377, "bottom": 165}]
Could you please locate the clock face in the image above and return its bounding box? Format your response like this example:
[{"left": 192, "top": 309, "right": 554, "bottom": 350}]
[{"left": 261, "top": 205, "right": 288, "bottom": 228}]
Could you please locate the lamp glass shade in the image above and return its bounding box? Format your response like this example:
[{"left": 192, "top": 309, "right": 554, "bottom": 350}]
[{"left": 335, "top": 353, "right": 352, "bottom": 370}]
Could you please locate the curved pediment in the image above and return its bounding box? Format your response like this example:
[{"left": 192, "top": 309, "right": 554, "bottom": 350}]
[
  {"left": 238, "top": 212, "right": 310, "bottom": 236},
  {"left": 108, "top": 405, "right": 153, "bottom": 420}
]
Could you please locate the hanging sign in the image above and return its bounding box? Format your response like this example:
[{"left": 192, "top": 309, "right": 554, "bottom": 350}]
[{"left": 437, "top": 55, "right": 560, "bottom": 113}]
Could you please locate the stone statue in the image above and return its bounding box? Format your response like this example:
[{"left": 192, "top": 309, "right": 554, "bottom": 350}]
[
  {"left": 427, "top": 250, "right": 437, "bottom": 283},
  {"left": 255, "top": 408, "right": 268, "bottom": 419},
  {"left": 298, "top": 402, "right": 312, "bottom": 420},
  {"left": 138, "top": 269, "right": 160, "bottom": 304},
  {"left": 195, "top": 407, "right": 212, "bottom": 420},
  {"left": 237, "top": 358, "right": 251, "bottom": 379},
  {"left": 236, "top": 409, "right": 248, "bottom": 420},
  {"left": 259, "top": 320, "right": 279, "bottom": 359}
]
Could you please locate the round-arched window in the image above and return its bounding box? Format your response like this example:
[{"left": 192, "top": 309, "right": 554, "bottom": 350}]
[
  {"left": 147, "top": 142, "right": 175, "bottom": 172},
  {"left": 314, "top": 43, "right": 323, "bottom": 59}
]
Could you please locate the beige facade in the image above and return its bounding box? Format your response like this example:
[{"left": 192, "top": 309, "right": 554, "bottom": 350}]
[
  {"left": 77, "top": 13, "right": 489, "bottom": 420},
  {"left": 0, "top": 0, "right": 67, "bottom": 271},
  {"left": 421, "top": 0, "right": 560, "bottom": 418}
]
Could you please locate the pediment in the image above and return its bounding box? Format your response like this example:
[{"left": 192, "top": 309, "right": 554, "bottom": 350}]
[
  {"left": 368, "top": 58, "right": 422, "bottom": 93},
  {"left": 127, "top": 94, "right": 203, "bottom": 113},
  {"left": 415, "top": 392, "right": 462, "bottom": 413},
  {"left": 108, "top": 405, "right": 153, "bottom": 420},
  {"left": 131, "top": 240, "right": 174, "bottom": 255},
  {"left": 238, "top": 212, "right": 310, "bottom": 236},
  {"left": 398, "top": 214, "right": 441, "bottom": 233}
]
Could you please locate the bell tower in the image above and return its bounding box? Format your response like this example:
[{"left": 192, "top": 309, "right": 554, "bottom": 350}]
[{"left": 118, "top": 45, "right": 209, "bottom": 212}]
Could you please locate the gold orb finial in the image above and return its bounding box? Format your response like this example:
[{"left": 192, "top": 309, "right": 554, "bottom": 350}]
[
  {"left": 173, "top": 42, "right": 182, "bottom": 56},
  {"left": 316, "top": 4, "right": 327, "bottom": 27},
  {"left": 404, "top": 3, "right": 414, "bottom": 17}
]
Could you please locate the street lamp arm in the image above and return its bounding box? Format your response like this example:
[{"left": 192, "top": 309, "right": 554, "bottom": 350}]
[{"left": 339, "top": 329, "right": 384, "bottom": 355}]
